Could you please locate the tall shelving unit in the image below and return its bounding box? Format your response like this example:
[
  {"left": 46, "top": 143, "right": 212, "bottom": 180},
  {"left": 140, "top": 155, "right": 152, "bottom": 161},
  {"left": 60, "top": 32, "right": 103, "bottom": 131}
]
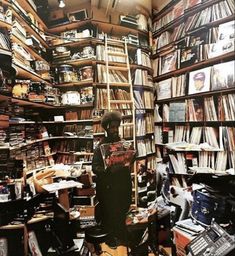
[
  {"left": 0, "top": 0, "right": 156, "bottom": 216},
  {"left": 153, "top": 0, "right": 235, "bottom": 173},
  {"left": 0, "top": 0, "right": 159, "bottom": 254}
]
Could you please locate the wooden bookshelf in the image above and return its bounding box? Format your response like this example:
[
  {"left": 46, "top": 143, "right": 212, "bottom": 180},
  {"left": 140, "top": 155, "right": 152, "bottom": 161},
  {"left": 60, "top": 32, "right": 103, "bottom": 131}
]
[
  {"left": 11, "top": 35, "right": 48, "bottom": 63},
  {"left": 153, "top": 0, "right": 235, "bottom": 177},
  {"left": 0, "top": 19, "right": 12, "bottom": 30},
  {"left": 48, "top": 19, "right": 92, "bottom": 34},
  {"left": 153, "top": 51, "right": 234, "bottom": 82},
  {"left": 11, "top": 9, "right": 48, "bottom": 48},
  {"left": 16, "top": 0, "right": 47, "bottom": 30}
]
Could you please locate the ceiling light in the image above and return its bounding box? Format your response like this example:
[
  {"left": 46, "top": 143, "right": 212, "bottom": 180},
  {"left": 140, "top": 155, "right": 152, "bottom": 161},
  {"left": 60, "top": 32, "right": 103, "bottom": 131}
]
[{"left": 58, "top": 0, "right": 65, "bottom": 8}]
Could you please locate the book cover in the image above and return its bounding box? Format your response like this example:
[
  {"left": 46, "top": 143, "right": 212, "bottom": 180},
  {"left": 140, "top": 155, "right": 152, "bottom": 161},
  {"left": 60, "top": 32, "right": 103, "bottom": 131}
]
[
  {"left": 100, "top": 141, "right": 136, "bottom": 169},
  {"left": 0, "top": 238, "right": 7, "bottom": 256},
  {"left": 208, "top": 39, "right": 234, "bottom": 59},
  {"left": 156, "top": 78, "right": 172, "bottom": 100},
  {"left": 218, "top": 20, "right": 235, "bottom": 42},
  {"left": 161, "top": 51, "right": 177, "bottom": 74},
  {"left": 169, "top": 101, "right": 186, "bottom": 122},
  {"left": 188, "top": 67, "right": 211, "bottom": 95},
  {"left": 211, "top": 60, "right": 235, "bottom": 91},
  {"left": 180, "top": 46, "right": 199, "bottom": 68},
  {"left": 172, "top": 0, "right": 184, "bottom": 19},
  {"left": 187, "top": 98, "right": 204, "bottom": 121},
  {"left": 185, "top": 0, "right": 202, "bottom": 9},
  {"left": 28, "top": 231, "right": 43, "bottom": 256}
]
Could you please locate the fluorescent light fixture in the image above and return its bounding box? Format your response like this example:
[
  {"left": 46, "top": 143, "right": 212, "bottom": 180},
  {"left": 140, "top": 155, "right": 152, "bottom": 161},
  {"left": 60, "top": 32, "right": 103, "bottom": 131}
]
[{"left": 58, "top": 0, "right": 65, "bottom": 8}]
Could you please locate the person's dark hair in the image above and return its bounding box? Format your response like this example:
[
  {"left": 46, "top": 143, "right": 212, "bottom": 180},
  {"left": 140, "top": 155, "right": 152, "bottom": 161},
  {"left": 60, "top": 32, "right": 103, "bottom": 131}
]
[{"left": 101, "top": 111, "right": 122, "bottom": 130}]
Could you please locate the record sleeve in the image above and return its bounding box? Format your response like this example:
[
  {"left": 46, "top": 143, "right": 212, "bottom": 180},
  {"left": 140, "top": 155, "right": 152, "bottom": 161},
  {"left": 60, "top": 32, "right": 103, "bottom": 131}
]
[{"left": 100, "top": 141, "right": 136, "bottom": 169}]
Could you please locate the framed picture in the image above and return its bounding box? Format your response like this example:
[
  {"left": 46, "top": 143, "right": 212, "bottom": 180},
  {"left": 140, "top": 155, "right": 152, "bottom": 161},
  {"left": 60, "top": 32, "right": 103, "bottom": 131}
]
[
  {"left": 68, "top": 9, "right": 88, "bottom": 22},
  {"left": 188, "top": 67, "right": 211, "bottom": 95}
]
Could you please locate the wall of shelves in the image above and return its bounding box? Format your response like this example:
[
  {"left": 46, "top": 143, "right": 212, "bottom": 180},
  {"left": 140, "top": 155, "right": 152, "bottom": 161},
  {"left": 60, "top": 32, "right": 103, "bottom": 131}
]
[
  {"left": 153, "top": 0, "right": 235, "bottom": 179},
  {"left": 0, "top": 0, "right": 157, "bottom": 213}
]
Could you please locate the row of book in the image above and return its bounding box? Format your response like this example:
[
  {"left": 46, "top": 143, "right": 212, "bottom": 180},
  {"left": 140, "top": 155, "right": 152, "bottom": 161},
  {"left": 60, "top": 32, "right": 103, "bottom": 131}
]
[
  {"left": 55, "top": 154, "right": 93, "bottom": 164},
  {"left": 96, "top": 88, "right": 132, "bottom": 111},
  {"left": 52, "top": 140, "right": 93, "bottom": 154},
  {"left": 168, "top": 150, "right": 234, "bottom": 173},
  {"left": 136, "top": 137, "right": 155, "bottom": 157},
  {"left": 0, "top": 30, "right": 11, "bottom": 51},
  {"left": 155, "top": 125, "right": 235, "bottom": 152},
  {"left": 153, "top": 0, "right": 234, "bottom": 33},
  {"left": 136, "top": 114, "right": 154, "bottom": 136},
  {"left": 96, "top": 64, "right": 128, "bottom": 84},
  {"left": 120, "top": 121, "right": 134, "bottom": 139},
  {"left": 152, "top": 17, "right": 229, "bottom": 52},
  {"left": 134, "top": 89, "right": 154, "bottom": 109},
  {"left": 184, "top": 1, "right": 234, "bottom": 31},
  {"left": 12, "top": 42, "right": 35, "bottom": 72},
  {"left": 133, "top": 69, "right": 153, "bottom": 86},
  {"left": 154, "top": 74, "right": 186, "bottom": 99},
  {"left": 155, "top": 93, "right": 235, "bottom": 122},
  {"left": 155, "top": 60, "right": 235, "bottom": 99},
  {"left": 96, "top": 44, "right": 126, "bottom": 63}
]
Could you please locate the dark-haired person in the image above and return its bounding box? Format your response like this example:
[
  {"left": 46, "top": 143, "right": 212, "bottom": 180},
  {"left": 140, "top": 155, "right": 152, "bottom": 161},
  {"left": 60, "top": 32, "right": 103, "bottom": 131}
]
[{"left": 92, "top": 111, "right": 133, "bottom": 248}]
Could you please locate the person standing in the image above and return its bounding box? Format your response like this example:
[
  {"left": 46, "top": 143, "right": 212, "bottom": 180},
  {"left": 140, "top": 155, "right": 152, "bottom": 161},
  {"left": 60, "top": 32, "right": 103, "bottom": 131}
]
[{"left": 92, "top": 111, "right": 133, "bottom": 248}]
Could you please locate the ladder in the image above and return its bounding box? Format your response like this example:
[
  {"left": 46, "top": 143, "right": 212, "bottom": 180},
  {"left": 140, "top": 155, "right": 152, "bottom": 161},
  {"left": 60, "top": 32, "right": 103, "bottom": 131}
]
[{"left": 104, "top": 35, "right": 138, "bottom": 206}]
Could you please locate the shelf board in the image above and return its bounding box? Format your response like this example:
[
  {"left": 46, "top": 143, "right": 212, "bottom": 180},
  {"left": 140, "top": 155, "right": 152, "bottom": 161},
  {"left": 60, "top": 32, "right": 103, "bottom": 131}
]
[
  {"left": 133, "top": 84, "right": 154, "bottom": 90},
  {"left": 12, "top": 63, "right": 51, "bottom": 84},
  {"left": 131, "top": 64, "right": 153, "bottom": 73},
  {"left": 52, "top": 57, "right": 94, "bottom": 67},
  {"left": 9, "top": 119, "right": 93, "bottom": 125},
  {"left": 59, "top": 103, "right": 94, "bottom": 109},
  {"left": 95, "top": 82, "right": 131, "bottom": 87},
  {"left": 0, "top": 19, "right": 12, "bottom": 30},
  {"left": 153, "top": 51, "right": 235, "bottom": 82},
  {"left": 54, "top": 80, "right": 93, "bottom": 88},
  {"left": 9, "top": 120, "right": 36, "bottom": 125},
  {"left": 57, "top": 151, "right": 93, "bottom": 156},
  {"left": 49, "top": 37, "right": 94, "bottom": 48},
  {"left": 42, "top": 119, "right": 93, "bottom": 124},
  {"left": 155, "top": 87, "right": 235, "bottom": 103},
  {"left": 0, "top": 94, "right": 56, "bottom": 109},
  {"left": 48, "top": 19, "right": 92, "bottom": 34},
  {"left": 9, "top": 136, "right": 94, "bottom": 150},
  {"left": 92, "top": 20, "right": 148, "bottom": 37}
]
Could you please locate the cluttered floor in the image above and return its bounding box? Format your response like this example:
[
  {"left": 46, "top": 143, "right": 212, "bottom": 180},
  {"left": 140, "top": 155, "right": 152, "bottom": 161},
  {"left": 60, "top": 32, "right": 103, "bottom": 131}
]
[{"left": 100, "top": 243, "right": 172, "bottom": 256}]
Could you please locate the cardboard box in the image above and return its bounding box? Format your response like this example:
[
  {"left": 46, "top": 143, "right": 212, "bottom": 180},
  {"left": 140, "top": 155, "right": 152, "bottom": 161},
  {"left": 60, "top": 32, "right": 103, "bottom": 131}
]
[
  {"left": 73, "top": 195, "right": 97, "bottom": 206},
  {"left": 75, "top": 205, "right": 96, "bottom": 218},
  {"left": 172, "top": 227, "right": 193, "bottom": 256},
  {"left": 74, "top": 187, "right": 95, "bottom": 196},
  {"left": 0, "top": 115, "right": 9, "bottom": 128}
]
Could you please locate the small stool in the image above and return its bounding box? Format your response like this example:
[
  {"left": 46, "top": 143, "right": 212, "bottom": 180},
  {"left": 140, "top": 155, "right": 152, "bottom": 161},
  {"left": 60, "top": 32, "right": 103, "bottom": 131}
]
[{"left": 85, "top": 225, "right": 110, "bottom": 255}]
